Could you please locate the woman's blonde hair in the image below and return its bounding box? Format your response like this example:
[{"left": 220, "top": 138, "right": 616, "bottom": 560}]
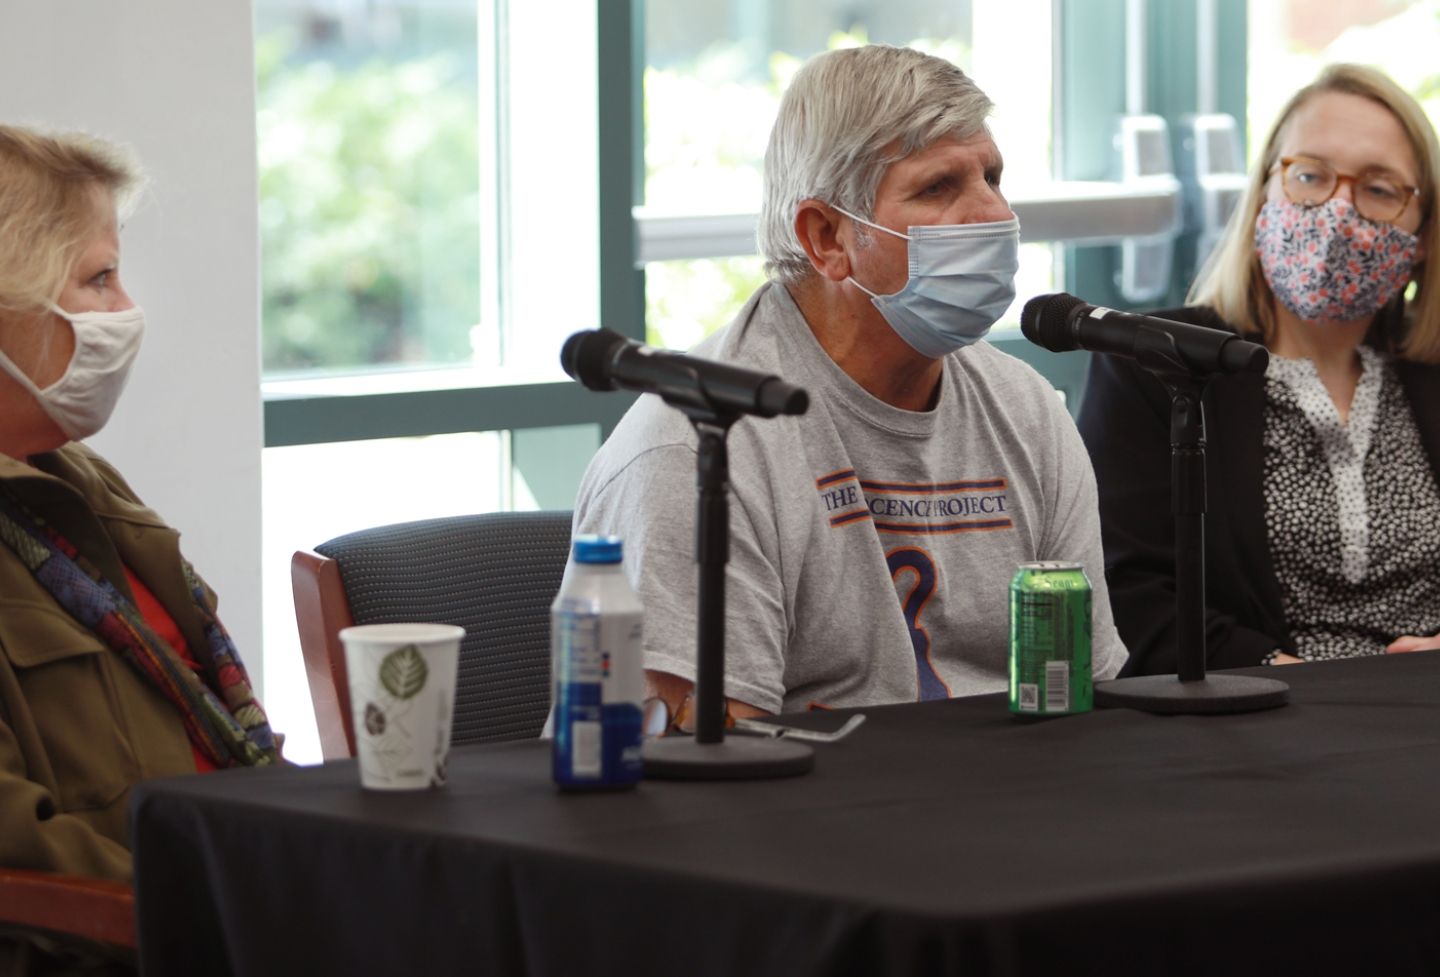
[
  {"left": 1188, "top": 63, "right": 1440, "bottom": 363},
  {"left": 0, "top": 125, "right": 145, "bottom": 315}
]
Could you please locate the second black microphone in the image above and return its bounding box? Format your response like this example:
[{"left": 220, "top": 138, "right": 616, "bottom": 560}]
[{"left": 1020, "top": 292, "right": 1267, "bottom": 376}]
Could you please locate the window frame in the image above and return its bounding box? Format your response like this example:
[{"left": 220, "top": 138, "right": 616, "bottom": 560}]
[{"left": 260, "top": 0, "right": 1247, "bottom": 449}]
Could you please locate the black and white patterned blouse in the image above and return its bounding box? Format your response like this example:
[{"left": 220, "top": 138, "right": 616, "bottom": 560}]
[{"left": 1263, "top": 346, "right": 1440, "bottom": 660}]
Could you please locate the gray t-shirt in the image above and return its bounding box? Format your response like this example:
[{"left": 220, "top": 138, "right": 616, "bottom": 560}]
[{"left": 574, "top": 283, "right": 1127, "bottom": 713}]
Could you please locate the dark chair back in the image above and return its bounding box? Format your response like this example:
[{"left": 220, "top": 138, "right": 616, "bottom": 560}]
[{"left": 292, "top": 510, "right": 571, "bottom": 758}]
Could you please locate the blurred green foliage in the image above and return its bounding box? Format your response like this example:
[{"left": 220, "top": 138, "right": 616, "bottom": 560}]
[
  {"left": 255, "top": 19, "right": 973, "bottom": 365},
  {"left": 256, "top": 32, "right": 480, "bottom": 374},
  {"left": 644, "top": 255, "right": 767, "bottom": 349}
]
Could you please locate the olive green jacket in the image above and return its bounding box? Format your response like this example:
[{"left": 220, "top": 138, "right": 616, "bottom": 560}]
[{"left": 0, "top": 444, "right": 209, "bottom": 884}]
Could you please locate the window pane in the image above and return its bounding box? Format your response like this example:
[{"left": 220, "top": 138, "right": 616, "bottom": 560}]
[
  {"left": 255, "top": 0, "right": 599, "bottom": 384},
  {"left": 1248, "top": 1, "right": 1440, "bottom": 157},
  {"left": 646, "top": 256, "right": 766, "bottom": 349},
  {"left": 255, "top": 1, "right": 481, "bottom": 376},
  {"left": 642, "top": 1, "right": 1054, "bottom": 348},
  {"left": 496, "top": 2, "right": 600, "bottom": 385},
  {"left": 512, "top": 424, "right": 603, "bottom": 510}
]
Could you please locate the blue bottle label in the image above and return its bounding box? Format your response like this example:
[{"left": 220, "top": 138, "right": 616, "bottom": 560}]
[{"left": 553, "top": 606, "right": 641, "bottom": 788}]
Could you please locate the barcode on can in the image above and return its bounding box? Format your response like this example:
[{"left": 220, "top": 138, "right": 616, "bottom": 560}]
[
  {"left": 1045, "top": 661, "right": 1070, "bottom": 712},
  {"left": 1018, "top": 683, "right": 1039, "bottom": 712},
  {"left": 571, "top": 720, "right": 601, "bottom": 777}
]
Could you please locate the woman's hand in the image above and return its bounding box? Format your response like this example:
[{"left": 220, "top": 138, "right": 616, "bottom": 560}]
[
  {"left": 1270, "top": 652, "right": 1306, "bottom": 665},
  {"left": 1385, "top": 633, "right": 1440, "bottom": 654}
]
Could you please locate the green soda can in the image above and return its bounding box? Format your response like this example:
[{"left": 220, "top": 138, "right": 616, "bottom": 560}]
[{"left": 1009, "top": 562, "right": 1093, "bottom": 717}]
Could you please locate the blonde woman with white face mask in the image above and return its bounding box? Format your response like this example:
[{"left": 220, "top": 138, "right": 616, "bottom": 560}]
[
  {"left": 0, "top": 126, "right": 279, "bottom": 972},
  {"left": 1079, "top": 65, "right": 1440, "bottom": 677}
]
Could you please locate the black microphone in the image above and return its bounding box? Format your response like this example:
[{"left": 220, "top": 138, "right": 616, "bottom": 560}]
[
  {"left": 1020, "top": 292, "right": 1268, "bottom": 376},
  {"left": 561, "top": 328, "right": 809, "bottom": 418}
]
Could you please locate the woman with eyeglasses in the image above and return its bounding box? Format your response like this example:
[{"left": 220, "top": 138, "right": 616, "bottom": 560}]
[{"left": 1078, "top": 64, "right": 1440, "bottom": 675}]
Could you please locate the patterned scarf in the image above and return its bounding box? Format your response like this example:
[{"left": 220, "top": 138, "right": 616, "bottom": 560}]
[{"left": 0, "top": 490, "right": 278, "bottom": 768}]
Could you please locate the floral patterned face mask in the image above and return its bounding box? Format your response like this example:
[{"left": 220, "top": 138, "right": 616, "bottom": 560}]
[{"left": 1255, "top": 197, "right": 1418, "bottom": 322}]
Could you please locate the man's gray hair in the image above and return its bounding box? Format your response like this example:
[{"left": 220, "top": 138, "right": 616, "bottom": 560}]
[{"left": 759, "top": 45, "right": 993, "bottom": 285}]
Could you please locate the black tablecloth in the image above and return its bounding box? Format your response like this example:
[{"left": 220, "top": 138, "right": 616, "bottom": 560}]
[{"left": 132, "top": 654, "right": 1440, "bottom": 976}]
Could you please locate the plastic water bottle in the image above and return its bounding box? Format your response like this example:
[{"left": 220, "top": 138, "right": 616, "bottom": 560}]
[{"left": 551, "top": 535, "right": 644, "bottom": 789}]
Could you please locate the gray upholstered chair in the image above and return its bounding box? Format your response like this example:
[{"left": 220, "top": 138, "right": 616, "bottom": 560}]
[{"left": 291, "top": 510, "right": 571, "bottom": 760}]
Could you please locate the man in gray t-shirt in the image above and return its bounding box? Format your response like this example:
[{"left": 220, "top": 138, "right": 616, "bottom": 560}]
[{"left": 575, "top": 45, "right": 1127, "bottom": 720}]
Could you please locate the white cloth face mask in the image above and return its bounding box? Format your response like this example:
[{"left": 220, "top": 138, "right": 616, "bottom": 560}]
[
  {"left": 836, "top": 206, "right": 1020, "bottom": 358},
  {"left": 0, "top": 303, "right": 146, "bottom": 441}
]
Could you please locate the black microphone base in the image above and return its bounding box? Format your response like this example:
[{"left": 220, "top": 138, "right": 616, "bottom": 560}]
[
  {"left": 642, "top": 735, "right": 814, "bottom": 780},
  {"left": 1095, "top": 673, "right": 1290, "bottom": 715}
]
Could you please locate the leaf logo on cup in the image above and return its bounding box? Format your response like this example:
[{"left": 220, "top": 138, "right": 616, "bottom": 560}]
[{"left": 379, "top": 645, "right": 429, "bottom": 699}]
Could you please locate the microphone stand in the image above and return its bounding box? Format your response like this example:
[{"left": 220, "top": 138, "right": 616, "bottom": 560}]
[
  {"left": 1093, "top": 330, "right": 1289, "bottom": 714},
  {"left": 640, "top": 376, "right": 813, "bottom": 778}
]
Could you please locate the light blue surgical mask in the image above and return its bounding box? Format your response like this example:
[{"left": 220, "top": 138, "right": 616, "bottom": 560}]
[{"left": 836, "top": 206, "right": 1020, "bottom": 358}]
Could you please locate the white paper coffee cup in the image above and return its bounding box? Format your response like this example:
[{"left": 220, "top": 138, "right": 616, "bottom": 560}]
[{"left": 339, "top": 623, "right": 464, "bottom": 790}]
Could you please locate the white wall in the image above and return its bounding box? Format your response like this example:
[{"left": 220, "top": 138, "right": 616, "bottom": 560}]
[{"left": 0, "top": 4, "right": 265, "bottom": 687}]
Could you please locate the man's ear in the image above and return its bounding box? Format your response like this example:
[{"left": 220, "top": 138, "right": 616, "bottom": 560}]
[{"left": 793, "top": 199, "right": 852, "bottom": 282}]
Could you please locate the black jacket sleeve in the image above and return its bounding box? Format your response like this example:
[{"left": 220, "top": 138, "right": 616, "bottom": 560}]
[{"left": 1076, "top": 310, "right": 1282, "bottom": 676}]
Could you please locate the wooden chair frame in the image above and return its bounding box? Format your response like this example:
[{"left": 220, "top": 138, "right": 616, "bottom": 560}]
[
  {"left": 290, "top": 550, "right": 358, "bottom": 760},
  {"left": 0, "top": 866, "right": 136, "bottom": 949}
]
